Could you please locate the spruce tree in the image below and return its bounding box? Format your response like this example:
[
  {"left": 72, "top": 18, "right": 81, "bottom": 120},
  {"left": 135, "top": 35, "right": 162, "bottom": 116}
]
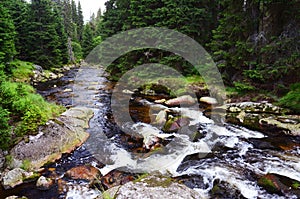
[
  {"left": 77, "top": 1, "right": 84, "bottom": 42},
  {"left": 0, "top": 4, "right": 16, "bottom": 66},
  {"left": 25, "top": 0, "right": 65, "bottom": 68}
]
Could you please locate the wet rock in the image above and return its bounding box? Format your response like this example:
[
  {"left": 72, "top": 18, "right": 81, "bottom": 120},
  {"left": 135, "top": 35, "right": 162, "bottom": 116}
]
[
  {"left": 258, "top": 173, "right": 300, "bottom": 196},
  {"left": 9, "top": 107, "right": 93, "bottom": 171},
  {"left": 65, "top": 165, "right": 101, "bottom": 181},
  {"left": 63, "top": 88, "right": 72, "bottom": 92},
  {"left": 165, "top": 95, "right": 196, "bottom": 106},
  {"left": 2, "top": 168, "right": 36, "bottom": 189},
  {"left": 163, "top": 116, "right": 190, "bottom": 132},
  {"left": 5, "top": 196, "right": 28, "bottom": 199},
  {"left": 199, "top": 96, "right": 218, "bottom": 105},
  {"left": 260, "top": 115, "right": 300, "bottom": 136},
  {"left": 104, "top": 174, "right": 204, "bottom": 199},
  {"left": 0, "top": 149, "right": 5, "bottom": 171},
  {"left": 154, "top": 99, "right": 166, "bottom": 104},
  {"left": 100, "top": 170, "right": 136, "bottom": 190},
  {"left": 225, "top": 102, "right": 298, "bottom": 136},
  {"left": 210, "top": 179, "right": 246, "bottom": 199},
  {"left": 36, "top": 176, "right": 54, "bottom": 190}
]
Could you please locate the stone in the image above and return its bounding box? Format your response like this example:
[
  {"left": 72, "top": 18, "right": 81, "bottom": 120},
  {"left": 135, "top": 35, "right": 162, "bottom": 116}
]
[
  {"left": 63, "top": 88, "right": 72, "bottom": 92},
  {"left": 104, "top": 175, "right": 204, "bottom": 199},
  {"left": 2, "top": 168, "right": 35, "bottom": 189},
  {"left": 165, "top": 95, "right": 196, "bottom": 106},
  {"left": 65, "top": 165, "right": 101, "bottom": 181},
  {"left": 259, "top": 115, "right": 300, "bottom": 136},
  {"left": 199, "top": 97, "right": 218, "bottom": 105},
  {"left": 9, "top": 107, "right": 93, "bottom": 171},
  {"left": 225, "top": 102, "right": 299, "bottom": 136},
  {"left": 36, "top": 176, "right": 54, "bottom": 190},
  {"left": 0, "top": 149, "right": 5, "bottom": 171},
  {"left": 163, "top": 116, "right": 190, "bottom": 132},
  {"left": 258, "top": 173, "right": 300, "bottom": 196},
  {"left": 100, "top": 170, "right": 135, "bottom": 190},
  {"left": 5, "top": 196, "right": 28, "bottom": 199}
]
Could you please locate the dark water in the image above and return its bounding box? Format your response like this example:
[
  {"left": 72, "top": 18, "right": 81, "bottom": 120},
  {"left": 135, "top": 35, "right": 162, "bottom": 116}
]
[{"left": 2, "top": 66, "right": 300, "bottom": 199}]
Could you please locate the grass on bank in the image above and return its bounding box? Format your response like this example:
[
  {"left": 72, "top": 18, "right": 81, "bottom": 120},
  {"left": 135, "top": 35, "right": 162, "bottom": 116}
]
[{"left": 0, "top": 61, "right": 65, "bottom": 150}]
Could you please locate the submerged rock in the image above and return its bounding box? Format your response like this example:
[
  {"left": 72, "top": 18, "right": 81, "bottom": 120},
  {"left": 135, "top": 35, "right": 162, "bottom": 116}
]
[
  {"left": 65, "top": 165, "right": 101, "bottom": 181},
  {"left": 104, "top": 175, "right": 204, "bottom": 199},
  {"left": 9, "top": 107, "right": 93, "bottom": 171},
  {"left": 100, "top": 170, "right": 136, "bottom": 190}
]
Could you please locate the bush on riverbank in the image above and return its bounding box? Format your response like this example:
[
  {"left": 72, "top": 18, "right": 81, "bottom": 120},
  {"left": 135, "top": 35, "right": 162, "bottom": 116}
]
[{"left": 0, "top": 61, "right": 65, "bottom": 150}]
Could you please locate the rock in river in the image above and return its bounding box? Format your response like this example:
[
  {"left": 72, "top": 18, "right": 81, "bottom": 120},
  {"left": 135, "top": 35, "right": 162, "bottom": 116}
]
[
  {"left": 8, "top": 107, "right": 94, "bottom": 171},
  {"left": 36, "top": 176, "right": 54, "bottom": 190},
  {"left": 165, "top": 95, "right": 196, "bottom": 106},
  {"left": 65, "top": 165, "right": 101, "bottom": 181},
  {"left": 103, "top": 174, "right": 204, "bottom": 199},
  {"left": 2, "top": 168, "right": 36, "bottom": 189}
]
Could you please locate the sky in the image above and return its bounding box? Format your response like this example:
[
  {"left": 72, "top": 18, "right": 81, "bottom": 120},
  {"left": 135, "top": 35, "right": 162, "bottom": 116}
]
[{"left": 76, "top": 0, "right": 107, "bottom": 22}]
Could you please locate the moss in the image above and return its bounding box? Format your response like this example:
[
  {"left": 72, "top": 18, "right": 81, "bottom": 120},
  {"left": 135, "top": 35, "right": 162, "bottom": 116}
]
[
  {"left": 139, "top": 175, "right": 174, "bottom": 188},
  {"left": 258, "top": 175, "right": 280, "bottom": 193},
  {"left": 292, "top": 181, "right": 300, "bottom": 189},
  {"left": 20, "top": 159, "right": 31, "bottom": 171}
]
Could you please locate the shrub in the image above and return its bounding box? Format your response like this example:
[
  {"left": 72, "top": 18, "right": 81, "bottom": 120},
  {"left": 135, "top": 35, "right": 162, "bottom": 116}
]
[
  {"left": 0, "top": 106, "right": 11, "bottom": 149},
  {"left": 278, "top": 83, "right": 300, "bottom": 113},
  {"left": 71, "top": 42, "right": 83, "bottom": 62},
  {"left": 0, "top": 81, "right": 64, "bottom": 137},
  {"left": 9, "top": 60, "right": 34, "bottom": 82}
]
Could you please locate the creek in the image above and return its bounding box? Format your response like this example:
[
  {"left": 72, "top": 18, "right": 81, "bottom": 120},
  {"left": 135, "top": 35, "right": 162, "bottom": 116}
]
[{"left": 2, "top": 65, "right": 299, "bottom": 199}]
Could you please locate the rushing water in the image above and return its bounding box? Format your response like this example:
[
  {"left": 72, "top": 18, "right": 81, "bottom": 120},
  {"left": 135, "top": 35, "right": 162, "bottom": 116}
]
[{"left": 2, "top": 66, "right": 299, "bottom": 199}]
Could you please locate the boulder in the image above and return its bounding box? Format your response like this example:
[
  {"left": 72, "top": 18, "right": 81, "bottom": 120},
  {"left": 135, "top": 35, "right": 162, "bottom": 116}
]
[
  {"left": 259, "top": 115, "right": 300, "bottom": 136},
  {"left": 2, "top": 168, "right": 36, "bottom": 189},
  {"left": 65, "top": 165, "right": 101, "bottom": 181},
  {"left": 5, "top": 196, "right": 28, "bottom": 199},
  {"left": 104, "top": 175, "right": 204, "bottom": 199},
  {"left": 9, "top": 107, "right": 93, "bottom": 171},
  {"left": 36, "top": 176, "right": 54, "bottom": 190},
  {"left": 163, "top": 116, "right": 190, "bottom": 132},
  {"left": 165, "top": 95, "right": 196, "bottom": 106},
  {"left": 199, "top": 97, "right": 218, "bottom": 105},
  {"left": 258, "top": 173, "right": 300, "bottom": 196},
  {"left": 224, "top": 102, "right": 297, "bottom": 136}
]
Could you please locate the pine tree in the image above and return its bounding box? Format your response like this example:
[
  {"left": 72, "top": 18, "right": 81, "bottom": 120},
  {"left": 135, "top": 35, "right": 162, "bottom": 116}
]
[
  {"left": 81, "top": 24, "right": 95, "bottom": 57},
  {"left": 77, "top": 1, "right": 84, "bottom": 42},
  {"left": 24, "top": 0, "right": 65, "bottom": 68},
  {"left": 0, "top": 4, "right": 16, "bottom": 67},
  {"left": 3, "top": 0, "right": 29, "bottom": 60}
]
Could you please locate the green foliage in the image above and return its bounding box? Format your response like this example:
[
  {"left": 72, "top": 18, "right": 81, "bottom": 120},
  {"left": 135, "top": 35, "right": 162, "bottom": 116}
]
[
  {"left": 9, "top": 60, "right": 34, "bottom": 82},
  {"left": 20, "top": 159, "right": 31, "bottom": 171},
  {"left": 233, "top": 81, "right": 255, "bottom": 94},
  {"left": 278, "top": 83, "right": 300, "bottom": 113},
  {"left": 71, "top": 42, "right": 83, "bottom": 61},
  {"left": 0, "top": 107, "right": 11, "bottom": 150},
  {"left": 0, "top": 3, "right": 16, "bottom": 65},
  {"left": 0, "top": 81, "right": 63, "bottom": 138}
]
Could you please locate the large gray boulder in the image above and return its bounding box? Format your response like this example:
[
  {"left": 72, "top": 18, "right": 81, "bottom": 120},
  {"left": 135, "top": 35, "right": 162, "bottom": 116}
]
[
  {"left": 103, "top": 175, "right": 204, "bottom": 199},
  {"left": 8, "top": 107, "right": 93, "bottom": 171},
  {"left": 2, "top": 168, "right": 35, "bottom": 189},
  {"left": 224, "top": 102, "right": 299, "bottom": 136}
]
